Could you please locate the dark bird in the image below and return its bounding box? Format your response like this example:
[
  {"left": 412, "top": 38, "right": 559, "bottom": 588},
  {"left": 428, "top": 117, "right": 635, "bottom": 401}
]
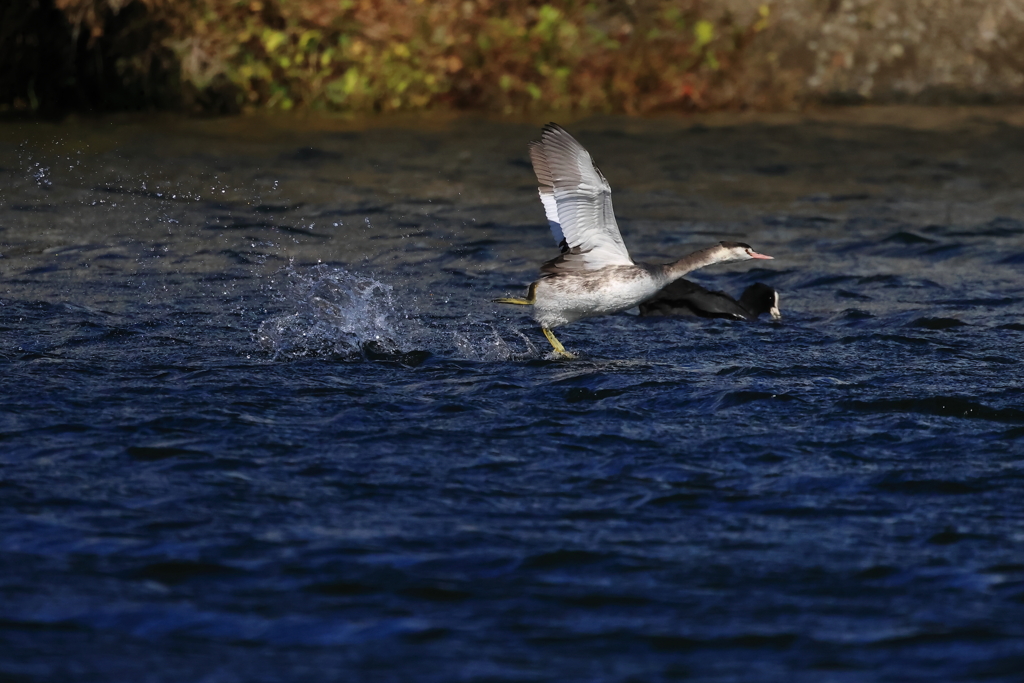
[{"left": 639, "top": 281, "right": 781, "bottom": 320}]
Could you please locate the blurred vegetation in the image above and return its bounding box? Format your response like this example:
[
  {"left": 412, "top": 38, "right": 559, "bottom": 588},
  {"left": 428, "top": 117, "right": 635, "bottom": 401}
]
[{"left": 1, "top": 0, "right": 771, "bottom": 115}]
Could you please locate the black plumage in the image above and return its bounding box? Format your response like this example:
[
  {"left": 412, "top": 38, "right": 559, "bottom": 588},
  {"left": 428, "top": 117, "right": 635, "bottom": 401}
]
[{"left": 639, "top": 281, "right": 780, "bottom": 321}]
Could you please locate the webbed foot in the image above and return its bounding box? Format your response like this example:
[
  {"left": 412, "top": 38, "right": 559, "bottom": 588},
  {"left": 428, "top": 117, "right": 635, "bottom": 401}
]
[
  {"left": 493, "top": 282, "right": 537, "bottom": 306},
  {"left": 542, "top": 327, "right": 576, "bottom": 359}
]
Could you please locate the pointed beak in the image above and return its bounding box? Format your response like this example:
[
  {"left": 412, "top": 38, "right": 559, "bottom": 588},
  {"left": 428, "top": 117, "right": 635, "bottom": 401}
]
[{"left": 747, "top": 249, "right": 773, "bottom": 260}]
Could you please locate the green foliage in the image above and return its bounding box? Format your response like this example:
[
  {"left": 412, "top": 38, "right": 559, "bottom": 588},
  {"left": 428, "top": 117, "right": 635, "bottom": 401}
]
[{"left": 43, "top": 0, "right": 772, "bottom": 115}]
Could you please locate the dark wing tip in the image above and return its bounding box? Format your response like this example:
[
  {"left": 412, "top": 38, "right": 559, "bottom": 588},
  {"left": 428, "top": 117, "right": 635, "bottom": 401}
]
[{"left": 541, "top": 123, "right": 576, "bottom": 147}]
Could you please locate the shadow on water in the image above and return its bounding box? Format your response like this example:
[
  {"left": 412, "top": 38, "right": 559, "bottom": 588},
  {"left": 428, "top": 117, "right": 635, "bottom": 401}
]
[{"left": 2, "top": 109, "right": 1024, "bottom": 682}]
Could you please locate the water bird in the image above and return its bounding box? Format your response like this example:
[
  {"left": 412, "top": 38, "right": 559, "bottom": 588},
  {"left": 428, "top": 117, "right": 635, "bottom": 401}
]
[
  {"left": 639, "top": 281, "right": 781, "bottom": 320},
  {"left": 495, "top": 123, "right": 774, "bottom": 357}
]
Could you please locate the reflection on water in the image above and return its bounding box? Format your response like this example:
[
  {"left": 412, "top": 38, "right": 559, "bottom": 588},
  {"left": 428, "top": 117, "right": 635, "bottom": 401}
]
[{"left": 2, "top": 109, "right": 1024, "bottom": 682}]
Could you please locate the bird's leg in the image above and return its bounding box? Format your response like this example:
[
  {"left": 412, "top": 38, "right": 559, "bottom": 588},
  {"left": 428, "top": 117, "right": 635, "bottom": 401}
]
[
  {"left": 493, "top": 282, "right": 536, "bottom": 305},
  {"left": 542, "top": 327, "right": 576, "bottom": 359}
]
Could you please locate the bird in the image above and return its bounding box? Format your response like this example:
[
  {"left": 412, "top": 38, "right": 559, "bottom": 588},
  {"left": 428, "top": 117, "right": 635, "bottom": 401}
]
[
  {"left": 638, "top": 281, "right": 781, "bottom": 320},
  {"left": 495, "top": 123, "right": 774, "bottom": 358}
]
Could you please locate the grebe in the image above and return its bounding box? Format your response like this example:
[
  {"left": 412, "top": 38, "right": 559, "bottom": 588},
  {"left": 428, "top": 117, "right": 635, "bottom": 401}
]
[
  {"left": 496, "top": 123, "right": 773, "bottom": 357},
  {"left": 639, "top": 281, "right": 781, "bottom": 320}
]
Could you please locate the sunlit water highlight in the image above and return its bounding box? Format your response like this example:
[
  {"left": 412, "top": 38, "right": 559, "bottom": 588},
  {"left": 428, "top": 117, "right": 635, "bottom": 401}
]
[{"left": 2, "top": 111, "right": 1024, "bottom": 682}]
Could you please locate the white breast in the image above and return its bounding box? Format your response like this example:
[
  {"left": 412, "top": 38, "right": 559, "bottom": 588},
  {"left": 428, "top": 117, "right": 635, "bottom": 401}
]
[{"left": 531, "top": 267, "right": 663, "bottom": 328}]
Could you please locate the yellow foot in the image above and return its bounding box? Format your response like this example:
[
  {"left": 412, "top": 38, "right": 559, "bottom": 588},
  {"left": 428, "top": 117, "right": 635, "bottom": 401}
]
[
  {"left": 493, "top": 282, "right": 537, "bottom": 306},
  {"left": 542, "top": 327, "right": 576, "bottom": 359}
]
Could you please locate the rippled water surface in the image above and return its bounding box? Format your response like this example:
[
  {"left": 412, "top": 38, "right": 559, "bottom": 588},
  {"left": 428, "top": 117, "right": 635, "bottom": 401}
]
[{"left": 3, "top": 109, "right": 1024, "bottom": 681}]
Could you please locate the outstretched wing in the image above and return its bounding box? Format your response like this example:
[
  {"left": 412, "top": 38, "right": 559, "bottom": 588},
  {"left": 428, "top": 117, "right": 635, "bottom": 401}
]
[{"left": 528, "top": 123, "right": 632, "bottom": 272}]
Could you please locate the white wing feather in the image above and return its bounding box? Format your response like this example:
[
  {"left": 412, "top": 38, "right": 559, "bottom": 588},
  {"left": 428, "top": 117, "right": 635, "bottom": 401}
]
[
  {"left": 528, "top": 124, "right": 632, "bottom": 271},
  {"left": 538, "top": 188, "right": 563, "bottom": 246}
]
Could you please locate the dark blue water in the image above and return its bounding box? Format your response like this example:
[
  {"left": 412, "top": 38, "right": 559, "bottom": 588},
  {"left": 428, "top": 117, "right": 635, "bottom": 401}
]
[{"left": 2, "top": 112, "right": 1024, "bottom": 682}]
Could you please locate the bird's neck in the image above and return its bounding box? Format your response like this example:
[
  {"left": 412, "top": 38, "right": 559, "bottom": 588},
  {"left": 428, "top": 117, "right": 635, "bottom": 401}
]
[{"left": 656, "top": 245, "right": 727, "bottom": 286}]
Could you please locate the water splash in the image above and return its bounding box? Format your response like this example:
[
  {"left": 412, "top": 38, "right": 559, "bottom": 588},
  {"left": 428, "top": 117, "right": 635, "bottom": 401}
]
[
  {"left": 256, "top": 264, "right": 544, "bottom": 362},
  {"left": 257, "top": 264, "right": 416, "bottom": 360},
  {"left": 452, "top": 322, "right": 538, "bottom": 361}
]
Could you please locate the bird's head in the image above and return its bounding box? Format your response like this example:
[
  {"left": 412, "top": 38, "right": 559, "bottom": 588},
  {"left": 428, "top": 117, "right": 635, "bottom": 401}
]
[
  {"left": 740, "top": 283, "right": 782, "bottom": 320},
  {"left": 718, "top": 241, "right": 773, "bottom": 263}
]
